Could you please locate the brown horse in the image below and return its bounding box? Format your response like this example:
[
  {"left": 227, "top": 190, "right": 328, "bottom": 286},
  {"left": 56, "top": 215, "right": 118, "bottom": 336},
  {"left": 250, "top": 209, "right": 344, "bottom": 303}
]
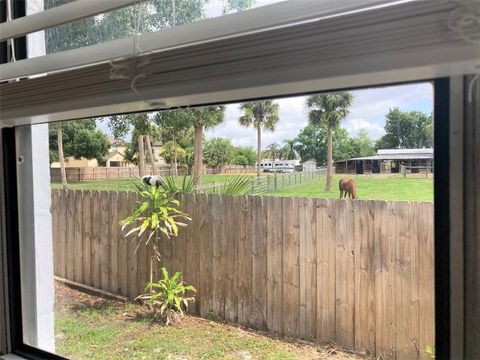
[{"left": 339, "top": 178, "right": 357, "bottom": 199}]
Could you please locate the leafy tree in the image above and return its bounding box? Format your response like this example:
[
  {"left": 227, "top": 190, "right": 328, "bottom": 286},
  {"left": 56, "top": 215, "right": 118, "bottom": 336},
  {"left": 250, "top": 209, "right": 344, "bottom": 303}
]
[
  {"left": 44, "top": 0, "right": 207, "bottom": 53},
  {"left": 160, "top": 141, "right": 187, "bottom": 167},
  {"left": 174, "top": 107, "right": 225, "bottom": 184},
  {"left": 375, "top": 108, "right": 433, "bottom": 149},
  {"left": 224, "top": 0, "right": 256, "bottom": 14},
  {"left": 232, "top": 146, "right": 257, "bottom": 166},
  {"left": 294, "top": 123, "right": 351, "bottom": 165},
  {"left": 306, "top": 92, "right": 353, "bottom": 192},
  {"left": 155, "top": 110, "right": 192, "bottom": 175},
  {"left": 280, "top": 139, "right": 297, "bottom": 160},
  {"left": 203, "top": 137, "right": 234, "bottom": 168},
  {"left": 239, "top": 100, "right": 280, "bottom": 177},
  {"left": 349, "top": 129, "right": 375, "bottom": 158},
  {"left": 264, "top": 142, "right": 280, "bottom": 161},
  {"left": 49, "top": 120, "right": 110, "bottom": 188},
  {"left": 106, "top": 113, "right": 155, "bottom": 176}
]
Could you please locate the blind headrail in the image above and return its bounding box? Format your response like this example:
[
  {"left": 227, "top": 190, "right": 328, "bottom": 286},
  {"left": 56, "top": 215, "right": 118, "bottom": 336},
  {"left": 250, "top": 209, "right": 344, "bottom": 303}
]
[{"left": 0, "top": 0, "right": 148, "bottom": 42}]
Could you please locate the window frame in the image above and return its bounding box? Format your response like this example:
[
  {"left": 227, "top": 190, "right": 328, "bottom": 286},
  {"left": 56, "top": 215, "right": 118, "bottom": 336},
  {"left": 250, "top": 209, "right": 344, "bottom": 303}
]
[{"left": 1, "top": 78, "right": 452, "bottom": 359}]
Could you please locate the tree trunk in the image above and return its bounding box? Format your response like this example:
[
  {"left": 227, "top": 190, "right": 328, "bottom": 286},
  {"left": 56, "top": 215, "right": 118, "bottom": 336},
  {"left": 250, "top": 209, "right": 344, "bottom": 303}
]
[
  {"left": 173, "top": 136, "right": 178, "bottom": 176},
  {"left": 57, "top": 127, "right": 68, "bottom": 189},
  {"left": 137, "top": 134, "right": 146, "bottom": 177},
  {"left": 145, "top": 134, "right": 156, "bottom": 175},
  {"left": 194, "top": 123, "right": 204, "bottom": 185},
  {"left": 325, "top": 126, "right": 333, "bottom": 192},
  {"left": 256, "top": 123, "right": 262, "bottom": 177}
]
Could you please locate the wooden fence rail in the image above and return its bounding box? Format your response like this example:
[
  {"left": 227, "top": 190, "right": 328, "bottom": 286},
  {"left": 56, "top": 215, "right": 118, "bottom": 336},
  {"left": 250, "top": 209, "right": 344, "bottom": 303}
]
[{"left": 51, "top": 190, "right": 434, "bottom": 359}]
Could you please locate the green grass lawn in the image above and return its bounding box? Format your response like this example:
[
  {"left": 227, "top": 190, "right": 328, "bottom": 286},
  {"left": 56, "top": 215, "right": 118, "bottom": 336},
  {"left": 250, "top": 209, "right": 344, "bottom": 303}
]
[
  {"left": 50, "top": 175, "right": 245, "bottom": 192},
  {"left": 268, "top": 174, "right": 433, "bottom": 202},
  {"left": 51, "top": 173, "right": 433, "bottom": 202},
  {"left": 55, "top": 284, "right": 359, "bottom": 360}
]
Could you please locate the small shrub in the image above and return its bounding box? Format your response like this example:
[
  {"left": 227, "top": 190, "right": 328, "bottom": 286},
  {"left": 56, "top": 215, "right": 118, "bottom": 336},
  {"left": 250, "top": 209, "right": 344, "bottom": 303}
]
[{"left": 136, "top": 267, "right": 196, "bottom": 325}]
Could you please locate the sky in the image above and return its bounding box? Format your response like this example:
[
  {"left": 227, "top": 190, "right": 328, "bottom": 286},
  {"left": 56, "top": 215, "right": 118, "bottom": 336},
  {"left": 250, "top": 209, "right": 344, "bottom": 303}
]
[{"left": 205, "top": 82, "right": 434, "bottom": 149}]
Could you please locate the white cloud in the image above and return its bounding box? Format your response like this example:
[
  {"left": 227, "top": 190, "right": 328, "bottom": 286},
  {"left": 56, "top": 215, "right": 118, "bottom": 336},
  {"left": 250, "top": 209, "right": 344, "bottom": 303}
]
[{"left": 206, "top": 83, "right": 433, "bottom": 147}]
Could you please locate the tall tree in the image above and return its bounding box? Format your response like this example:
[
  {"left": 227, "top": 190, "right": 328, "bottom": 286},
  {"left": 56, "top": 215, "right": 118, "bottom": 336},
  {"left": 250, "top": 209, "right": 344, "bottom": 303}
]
[
  {"left": 203, "top": 137, "right": 234, "bottom": 169},
  {"left": 155, "top": 107, "right": 225, "bottom": 183},
  {"left": 239, "top": 101, "right": 280, "bottom": 177},
  {"left": 49, "top": 120, "right": 110, "bottom": 187},
  {"left": 264, "top": 142, "right": 280, "bottom": 161},
  {"left": 232, "top": 146, "right": 257, "bottom": 166},
  {"left": 375, "top": 108, "right": 433, "bottom": 149},
  {"left": 106, "top": 113, "right": 153, "bottom": 176},
  {"left": 306, "top": 92, "right": 353, "bottom": 192},
  {"left": 280, "top": 139, "right": 297, "bottom": 160},
  {"left": 294, "top": 123, "right": 351, "bottom": 165},
  {"left": 349, "top": 129, "right": 375, "bottom": 158},
  {"left": 154, "top": 110, "right": 191, "bottom": 176}
]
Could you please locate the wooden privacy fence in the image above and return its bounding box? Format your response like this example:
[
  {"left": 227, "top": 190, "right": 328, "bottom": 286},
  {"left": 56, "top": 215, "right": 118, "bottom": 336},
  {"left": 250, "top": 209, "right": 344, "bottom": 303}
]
[{"left": 51, "top": 190, "right": 434, "bottom": 359}]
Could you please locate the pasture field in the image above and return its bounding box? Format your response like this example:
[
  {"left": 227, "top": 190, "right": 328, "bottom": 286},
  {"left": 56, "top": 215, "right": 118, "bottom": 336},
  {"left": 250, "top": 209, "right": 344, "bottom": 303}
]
[
  {"left": 50, "top": 174, "right": 249, "bottom": 192},
  {"left": 51, "top": 173, "right": 433, "bottom": 201},
  {"left": 268, "top": 174, "right": 433, "bottom": 202}
]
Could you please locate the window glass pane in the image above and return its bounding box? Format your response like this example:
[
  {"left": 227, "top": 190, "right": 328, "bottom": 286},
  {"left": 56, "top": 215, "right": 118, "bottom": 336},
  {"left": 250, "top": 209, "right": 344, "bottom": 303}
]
[
  {"left": 19, "top": 82, "right": 435, "bottom": 359},
  {"left": 38, "top": 0, "right": 288, "bottom": 55}
]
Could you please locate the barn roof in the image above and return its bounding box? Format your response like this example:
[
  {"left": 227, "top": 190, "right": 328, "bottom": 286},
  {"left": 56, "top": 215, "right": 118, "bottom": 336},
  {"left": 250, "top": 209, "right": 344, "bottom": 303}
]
[{"left": 346, "top": 148, "right": 433, "bottom": 161}]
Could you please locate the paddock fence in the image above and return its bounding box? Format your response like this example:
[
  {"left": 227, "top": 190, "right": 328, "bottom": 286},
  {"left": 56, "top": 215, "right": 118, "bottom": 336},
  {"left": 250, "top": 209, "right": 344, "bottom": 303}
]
[{"left": 51, "top": 190, "right": 434, "bottom": 359}]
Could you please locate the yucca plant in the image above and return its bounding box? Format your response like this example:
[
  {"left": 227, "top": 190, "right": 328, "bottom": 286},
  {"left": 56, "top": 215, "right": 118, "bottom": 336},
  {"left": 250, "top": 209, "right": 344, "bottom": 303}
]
[
  {"left": 218, "top": 176, "right": 253, "bottom": 195},
  {"left": 121, "top": 180, "right": 190, "bottom": 284},
  {"left": 159, "top": 175, "right": 196, "bottom": 195},
  {"left": 136, "top": 267, "right": 196, "bottom": 325}
]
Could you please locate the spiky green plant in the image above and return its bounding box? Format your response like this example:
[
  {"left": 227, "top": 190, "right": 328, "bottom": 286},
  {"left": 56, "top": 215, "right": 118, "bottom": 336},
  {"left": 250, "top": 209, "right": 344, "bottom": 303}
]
[
  {"left": 218, "top": 176, "right": 254, "bottom": 195},
  {"left": 136, "top": 267, "right": 196, "bottom": 325},
  {"left": 158, "top": 175, "right": 196, "bottom": 194},
  {"left": 121, "top": 180, "right": 190, "bottom": 284}
]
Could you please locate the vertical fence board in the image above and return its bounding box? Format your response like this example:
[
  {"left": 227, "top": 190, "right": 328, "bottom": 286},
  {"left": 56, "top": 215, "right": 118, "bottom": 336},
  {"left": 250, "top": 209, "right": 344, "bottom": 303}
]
[
  {"left": 224, "top": 196, "right": 236, "bottom": 322},
  {"left": 51, "top": 190, "right": 60, "bottom": 277},
  {"left": 237, "top": 196, "right": 252, "bottom": 326},
  {"left": 74, "top": 191, "right": 83, "bottom": 284},
  {"left": 211, "top": 194, "right": 223, "bottom": 318},
  {"left": 91, "top": 191, "right": 101, "bottom": 289},
  {"left": 109, "top": 192, "right": 119, "bottom": 294},
  {"left": 267, "top": 196, "right": 283, "bottom": 335},
  {"left": 65, "top": 190, "right": 76, "bottom": 281},
  {"left": 58, "top": 190, "right": 67, "bottom": 277},
  {"left": 354, "top": 200, "right": 376, "bottom": 354},
  {"left": 316, "top": 199, "right": 336, "bottom": 343},
  {"left": 117, "top": 192, "right": 129, "bottom": 297},
  {"left": 198, "top": 194, "right": 213, "bottom": 318},
  {"left": 418, "top": 202, "right": 435, "bottom": 354},
  {"left": 81, "top": 191, "right": 92, "bottom": 286},
  {"left": 100, "top": 192, "right": 110, "bottom": 291},
  {"left": 301, "top": 198, "right": 317, "bottom": 340},
  {"left": 335, "top": 200, "right": 355, "bottom": 347},
  {"left": 252, "top": 196, "right": 267, "bottom": 330},
  {"left": 127, "top": 193, "right": 138, "bottom": 299},
  {"left": 282, "top": 197, "right": 300, "bottom": 337}
]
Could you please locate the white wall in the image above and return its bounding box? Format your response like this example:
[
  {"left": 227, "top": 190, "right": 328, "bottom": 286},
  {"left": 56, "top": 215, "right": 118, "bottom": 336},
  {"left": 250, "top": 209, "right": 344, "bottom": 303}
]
[{"left": 14, "top": 0, "right": 55, "bottom": 352}]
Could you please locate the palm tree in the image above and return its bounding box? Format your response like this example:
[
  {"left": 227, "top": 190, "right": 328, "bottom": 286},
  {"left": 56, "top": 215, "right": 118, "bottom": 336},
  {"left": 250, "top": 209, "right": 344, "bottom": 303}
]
[
  {"left": 265, "top": 142, "right": 280, "bottom": 161},
  {"left": 306, "top": 92, "right": 353, "bottom": 192},
  {"left": 239, "top": 101, "right": 280, "bottom": 177}
]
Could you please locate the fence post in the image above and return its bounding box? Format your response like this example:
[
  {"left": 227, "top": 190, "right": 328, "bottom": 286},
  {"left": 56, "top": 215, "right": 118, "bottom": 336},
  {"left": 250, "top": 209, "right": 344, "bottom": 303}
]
[{"left": 274, "top": 174, "right": 277, "bottom": 191}]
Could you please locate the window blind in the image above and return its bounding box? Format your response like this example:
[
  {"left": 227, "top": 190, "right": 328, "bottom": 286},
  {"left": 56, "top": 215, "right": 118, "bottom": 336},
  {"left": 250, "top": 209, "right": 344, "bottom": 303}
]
[
  {"left": 0, "top": 0, "right": 148, "bottom": 42},
  {"left": 0, "top": 0, "right": 478, "bottom": 126}
]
